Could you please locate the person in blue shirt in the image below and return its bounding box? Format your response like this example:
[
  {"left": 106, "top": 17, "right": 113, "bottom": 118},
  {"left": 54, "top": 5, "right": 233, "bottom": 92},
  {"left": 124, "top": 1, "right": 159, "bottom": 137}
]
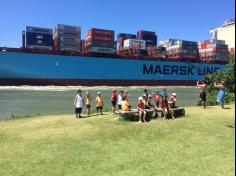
[
  {"left": 214, "top": 81, "right": 225, "bottom": 109},
  {"left": 160, "top": 88, "right": 169, "bottom": 98}
]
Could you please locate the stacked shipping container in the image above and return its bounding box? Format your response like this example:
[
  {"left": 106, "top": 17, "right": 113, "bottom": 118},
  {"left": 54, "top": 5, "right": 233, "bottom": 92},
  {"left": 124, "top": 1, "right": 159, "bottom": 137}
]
[
  {"left": 117, "top": 33, "right": 136, "bottom": 49},
  {"left": 84, "top": 28, "right": 114, "bottom": 54},
  {"left": 147, "top": 46, "right": 166, "bottom": 58},
  {"left": 123, "top": 39, "right": 146, "bottom": 50},
  {"left": 20, "top": 24, "right": 230, "bottom": 63},
  {"left": 198, "top": 39, "right": 229, "bottom": 62},
  {"left": 53, "top": 24, "right": 81, "bottom": 52},
  {"left": 137, "top": 30, "right": 157, "bottom": 48},
  {"left": 23, "top": 26, "right": 53, "bottom": 50},
  {"left": 160, "top": 39, "right": 199, "bottom": 60}
]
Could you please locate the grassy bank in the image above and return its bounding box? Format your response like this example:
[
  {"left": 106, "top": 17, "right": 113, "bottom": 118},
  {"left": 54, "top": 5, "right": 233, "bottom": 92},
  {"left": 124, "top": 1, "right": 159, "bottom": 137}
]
[{"left": 0, "top": 104, "right": 235, "bottom": 176}]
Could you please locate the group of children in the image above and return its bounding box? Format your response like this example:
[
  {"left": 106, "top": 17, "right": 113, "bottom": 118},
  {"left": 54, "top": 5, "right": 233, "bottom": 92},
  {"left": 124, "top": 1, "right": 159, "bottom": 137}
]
[
  {"left": 74, "top": 89, "right": 104, "bottom": 118},
  {"left": 135, "top": 89, "right": 176, "bottom": 123},
  {"left": 73, "top": 88, "right": 177, "bottom": 121}
]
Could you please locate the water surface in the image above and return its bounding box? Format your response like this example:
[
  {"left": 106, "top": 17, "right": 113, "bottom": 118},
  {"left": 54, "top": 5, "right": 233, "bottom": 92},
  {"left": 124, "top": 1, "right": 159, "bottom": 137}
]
[{"left": 0, "top": 86, "right": 199, "bottom": 119}]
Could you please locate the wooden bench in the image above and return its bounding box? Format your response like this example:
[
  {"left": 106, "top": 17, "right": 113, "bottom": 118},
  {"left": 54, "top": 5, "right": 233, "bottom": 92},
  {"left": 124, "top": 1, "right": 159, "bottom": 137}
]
[
  {"left": 118, "top": 107, "right": 185, "bottom": 121},
  {"left": 118, "top": 109, "right": 156, "bottom": 122}
]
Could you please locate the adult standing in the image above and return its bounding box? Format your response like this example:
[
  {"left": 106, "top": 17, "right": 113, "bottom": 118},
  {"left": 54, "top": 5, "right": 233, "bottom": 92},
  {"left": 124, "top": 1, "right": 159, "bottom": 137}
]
[
  {"left": 197, "top": 80, "right": 207, "bottom": 108},
  {"left": 214, "top": 81, "right": 225, "bottom": 109}
]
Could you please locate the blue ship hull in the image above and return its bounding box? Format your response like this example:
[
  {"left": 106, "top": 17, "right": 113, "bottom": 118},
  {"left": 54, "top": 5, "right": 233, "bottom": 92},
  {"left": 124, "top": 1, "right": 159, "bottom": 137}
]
[{"left": 0, "top": 51, "right": 225, "bottom": 86}]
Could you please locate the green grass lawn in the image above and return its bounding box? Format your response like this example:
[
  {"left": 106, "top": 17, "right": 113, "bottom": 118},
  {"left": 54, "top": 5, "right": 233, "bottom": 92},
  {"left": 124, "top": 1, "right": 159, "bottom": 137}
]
[{"left": 0, "top": 104, "right": 235, "bottom": 176}]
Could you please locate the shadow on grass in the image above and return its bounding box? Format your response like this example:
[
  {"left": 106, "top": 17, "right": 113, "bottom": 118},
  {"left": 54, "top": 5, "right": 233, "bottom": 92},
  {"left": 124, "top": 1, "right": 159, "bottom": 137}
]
[
  {"left": 76, "top": 113, "right": 110, "bottom": 119},
  {"left": 223, "top": 107, "right": 231, "bottom": 109},
  {"left": 225, "top": 124, "right": 235, "bottom": 128}
]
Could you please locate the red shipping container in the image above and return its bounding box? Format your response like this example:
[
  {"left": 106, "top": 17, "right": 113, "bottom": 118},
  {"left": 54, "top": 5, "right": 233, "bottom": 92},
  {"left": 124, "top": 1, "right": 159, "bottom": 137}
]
[
  {"left": 86, "top": 31, "right": 114, "bottom": 39},
  {"left": 86, "top": 30, "right": 114, "bottom": 41},
  {"left": 87, "top": 28, "right": 114, "bottom": 39},
  {"left": 86, "top": 35, "right": 114, "bottom": 42},
  {"left": 90, "top": 28, "right": 114, "bottom": 35},
  {"left": 200, "top": 44, "right": 207, "bottom": 49}
]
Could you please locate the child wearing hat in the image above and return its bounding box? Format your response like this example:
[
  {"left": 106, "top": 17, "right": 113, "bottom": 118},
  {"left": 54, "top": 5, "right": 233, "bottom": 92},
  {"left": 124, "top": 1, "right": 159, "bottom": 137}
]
[
  {"left": 170, "top": 93, "right": 177, "bottom": 108},
  {"left": 136, "top": 96, "right": 147, "bottom": 123},
  {"left": 168, "top": 96, "right": 175, "bottom": 109},
  {"left": 96, "top": 92, "right": 104, "bottom": 115}
]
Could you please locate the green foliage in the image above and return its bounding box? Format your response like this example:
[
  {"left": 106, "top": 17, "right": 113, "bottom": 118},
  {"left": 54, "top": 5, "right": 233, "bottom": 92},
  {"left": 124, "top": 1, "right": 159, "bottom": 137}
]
[{"left": 204, "top": 54, "right": 235, "bottom": 105}]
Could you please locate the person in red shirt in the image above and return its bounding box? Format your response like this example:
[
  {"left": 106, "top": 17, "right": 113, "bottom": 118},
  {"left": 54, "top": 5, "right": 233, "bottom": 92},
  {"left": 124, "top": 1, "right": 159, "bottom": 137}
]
[
  {"left": 136, "top": 97, "right": 147, "bottom": 123},
  {"left": 111, "top": 89, "right": 117, "bottom": 114},
  {"left": 161, "top": 96, "right": 175, "bottom": 120},
  {"left": 155, "top": 90, "right": 161, "bottom": 107}
]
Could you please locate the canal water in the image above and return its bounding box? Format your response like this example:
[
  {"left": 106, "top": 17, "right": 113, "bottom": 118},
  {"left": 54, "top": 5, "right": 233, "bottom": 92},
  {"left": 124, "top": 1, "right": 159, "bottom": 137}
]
[{"left": 0, "top": 86, "right": 199, "bottom": 119}]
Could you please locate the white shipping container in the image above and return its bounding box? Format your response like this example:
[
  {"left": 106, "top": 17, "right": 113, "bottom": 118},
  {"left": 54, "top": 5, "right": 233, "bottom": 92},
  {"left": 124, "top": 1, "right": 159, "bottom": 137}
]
[
  {"left": 160, "top": 43, "right": 172, "bottom": 48},
  {"left": 199, "top": 48, "right": 215, "bottom": 53},
  {"left": 123, "top": 39, "right": 146, "bottom": 50},
  {"left": 166, "top": 45, "right": 181, "bottom": 50},
  {"left": 207, "top": 44, "right": 228, "bottom": 49},
  {"left": 160, "top": 39, "right": 178, "bottom": 45}
]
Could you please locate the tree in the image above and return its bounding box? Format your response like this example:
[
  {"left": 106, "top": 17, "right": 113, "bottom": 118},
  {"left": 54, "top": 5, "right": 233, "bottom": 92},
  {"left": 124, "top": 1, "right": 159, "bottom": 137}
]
[{"left": 204, "top": 54, "right": 235, "bottom": 105}]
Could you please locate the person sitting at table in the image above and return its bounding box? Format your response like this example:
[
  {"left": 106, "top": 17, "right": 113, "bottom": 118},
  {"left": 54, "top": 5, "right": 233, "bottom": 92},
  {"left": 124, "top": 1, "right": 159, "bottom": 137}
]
[
  {"left": 169, "top": 95, "right": 177, "bottom": 109},
  {"left": 136, "top": 97, "right": 147, "bottom": 123},
  {"left": 121, "top": 96, "right": 131, "bottom": 111},
  {"left": 161, "top": 96, "right": 175, "bottom": 120},
  {"left": 145, "top": 95, "right": 158, "bottom": 118}
]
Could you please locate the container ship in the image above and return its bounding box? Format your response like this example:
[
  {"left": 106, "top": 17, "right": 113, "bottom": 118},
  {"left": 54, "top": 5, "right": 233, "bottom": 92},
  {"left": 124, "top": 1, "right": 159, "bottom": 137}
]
[{"left": 0, "top": 24, "right": 230, "bottom": 86}]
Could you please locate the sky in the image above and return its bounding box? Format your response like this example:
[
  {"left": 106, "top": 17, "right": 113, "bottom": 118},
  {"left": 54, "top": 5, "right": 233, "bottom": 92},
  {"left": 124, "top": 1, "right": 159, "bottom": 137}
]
[{"left": 0, "top": 0, "right": 235, "bottom": 47}]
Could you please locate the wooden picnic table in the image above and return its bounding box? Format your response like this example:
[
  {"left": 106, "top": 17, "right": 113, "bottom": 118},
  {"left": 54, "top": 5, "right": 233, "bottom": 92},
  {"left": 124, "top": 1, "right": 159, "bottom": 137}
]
[{"left": 118, "top": 107, "right": 185, "bottom": 121}]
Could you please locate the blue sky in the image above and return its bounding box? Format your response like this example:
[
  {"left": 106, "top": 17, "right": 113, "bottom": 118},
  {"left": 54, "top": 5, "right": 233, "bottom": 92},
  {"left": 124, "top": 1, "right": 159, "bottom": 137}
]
[{"left": 0, "top": 0, "right": 234, "bottom": 47}]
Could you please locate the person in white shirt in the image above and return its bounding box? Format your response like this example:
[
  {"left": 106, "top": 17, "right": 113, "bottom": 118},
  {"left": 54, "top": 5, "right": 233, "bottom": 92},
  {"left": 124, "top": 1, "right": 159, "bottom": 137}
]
[
  {"left": 117, "top": 90, "right": 124, "bottom": 110},
  {"left": 74, "top": 89, "right": 84, "bottom": 118}
]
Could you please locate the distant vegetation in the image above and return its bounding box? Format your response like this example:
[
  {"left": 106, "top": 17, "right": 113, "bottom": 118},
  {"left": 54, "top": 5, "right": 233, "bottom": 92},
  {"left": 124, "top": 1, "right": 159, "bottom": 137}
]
[{"left": 204, "top": 54, "right": 235, "bottom": 105}]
